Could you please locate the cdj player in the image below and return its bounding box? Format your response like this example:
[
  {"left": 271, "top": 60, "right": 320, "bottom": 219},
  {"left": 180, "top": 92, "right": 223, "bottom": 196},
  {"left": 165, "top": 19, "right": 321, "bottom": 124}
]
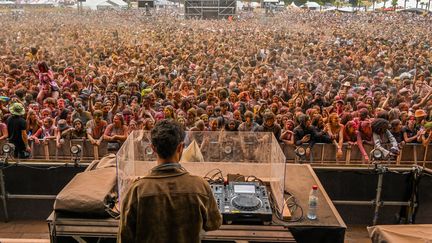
[{"left": 210, "top": 182, "right": 273, "bottom": 225}]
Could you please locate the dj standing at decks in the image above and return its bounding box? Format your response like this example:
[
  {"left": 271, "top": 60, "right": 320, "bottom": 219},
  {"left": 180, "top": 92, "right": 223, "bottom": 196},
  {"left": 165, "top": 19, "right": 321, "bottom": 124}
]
[{"left": 118, "top": 119, "right": 222, "bottom": 243}]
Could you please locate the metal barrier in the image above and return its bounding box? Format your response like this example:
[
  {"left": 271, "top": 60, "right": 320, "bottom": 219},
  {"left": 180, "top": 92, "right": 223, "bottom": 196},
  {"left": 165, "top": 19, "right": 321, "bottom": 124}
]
[
  {"left": 27, "top": 139, "right": 119, "bottom": 162},
  {"left": 313, "top": 165, "right": 427, "bottom": 225},
  {"left": 281, "top": 143, "right": 432, "bottom": 166},
  {"left": 0, "top": 138, "right": 430, "bottom": 166}
]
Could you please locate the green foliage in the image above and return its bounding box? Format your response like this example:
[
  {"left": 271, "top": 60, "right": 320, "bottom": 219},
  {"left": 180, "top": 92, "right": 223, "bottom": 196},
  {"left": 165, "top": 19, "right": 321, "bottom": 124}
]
[
  {"left": 294, "top": 0, "right": 308, "bottom": 6},
  {"left": 315, "top": 0, "right": 334, "bottom": 5},
  {"left": 349, "top": 0, "right": 358, "bottom": 6},
  {"left": 391, "top": 0, "right": 397, "bottom": 6},
  {"left": 289, "top": 0, "right": 335, "bottom": 7},
  {"left": 290, "top": 0, "right": 335, "bottom": 6}
]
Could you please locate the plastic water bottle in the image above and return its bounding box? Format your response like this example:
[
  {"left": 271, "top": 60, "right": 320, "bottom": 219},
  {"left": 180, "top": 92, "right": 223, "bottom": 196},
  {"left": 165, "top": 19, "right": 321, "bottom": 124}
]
[{"left": 307, "top": 185, "right": 318, "bottom": 220}]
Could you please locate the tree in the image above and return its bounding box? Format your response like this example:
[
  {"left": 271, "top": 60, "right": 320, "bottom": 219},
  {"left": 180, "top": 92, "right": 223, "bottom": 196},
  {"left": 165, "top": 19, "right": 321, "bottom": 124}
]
[
  {"left": 383, "top": 0, "right": 388, "bottom": 8},
  {"left": 361, "top": 0, "right": 372, "bottom": 10},
  {"left": 317, "top": 0, "right": 333, "bottom": 6},
  {"left": 349, "top": 0, "right": 359, "bottom": 7},
  {"left": 391, "top": 0, "right": 397, "bottom": 9},
  {"left": 416, "top": 0, "right": 420, "bottom": 8},
  {"left": 294, "top": 0, "right": 308, "bottom": 6}
]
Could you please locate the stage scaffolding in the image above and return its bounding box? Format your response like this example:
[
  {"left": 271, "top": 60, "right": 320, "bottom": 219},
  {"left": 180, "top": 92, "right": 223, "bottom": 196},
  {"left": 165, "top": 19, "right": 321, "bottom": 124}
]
[{"left": 184, "top": 0, "right": 236, "bottom": 19}]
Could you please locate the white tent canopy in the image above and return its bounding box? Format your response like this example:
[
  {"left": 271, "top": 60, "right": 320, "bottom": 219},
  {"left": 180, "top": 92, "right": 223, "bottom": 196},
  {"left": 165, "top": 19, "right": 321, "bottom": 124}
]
[
  {"left": 322, "top": 6, "right": 337, "bottom": 11},
  {"left": 369, "top": 0, "right": 429, "bottom": 9},
  {"left": 236, "top": 1, "right": 243, "bottom": 10},
  {"left": 109, "top": 0, "right": 127, "bottom": 7},
  {"left": 289, "top": 2, "right": 299, "bottom": 8},
  {"left": 250, "top": 2, "right": 260, "bottom": 7},
  {"left": 301, "top": 1, "right": 320, "bottom": 8},
  {"left": 82, "top": 0, "right": 127, "bottom": 9},
  {"left": 397, "top": 7, "right": 432, "bottom": 13},
  {"left": 322, "top": 6, "right": 359, "bottom": 12},
  {"left": 338, "top": 6, "right": 358, "bottom": 12},
  {"left": 97, "top": 1, "right": 112, "bottom": 7},
  {"left": 155, "top": 0, "right": 176, "bottom": 6}
]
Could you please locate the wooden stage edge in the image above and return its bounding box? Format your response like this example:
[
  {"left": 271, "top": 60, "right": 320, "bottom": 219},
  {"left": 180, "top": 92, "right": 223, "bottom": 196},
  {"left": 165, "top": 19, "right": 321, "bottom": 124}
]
[{"left": 47, "top": 164, "right": 345, "bottom": 243}]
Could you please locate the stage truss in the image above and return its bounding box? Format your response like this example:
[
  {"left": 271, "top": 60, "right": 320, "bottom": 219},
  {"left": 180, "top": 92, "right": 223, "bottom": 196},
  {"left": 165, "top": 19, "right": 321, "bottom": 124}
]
[{"left": 184, "top": 0, "right": 236, "bottom": 19}]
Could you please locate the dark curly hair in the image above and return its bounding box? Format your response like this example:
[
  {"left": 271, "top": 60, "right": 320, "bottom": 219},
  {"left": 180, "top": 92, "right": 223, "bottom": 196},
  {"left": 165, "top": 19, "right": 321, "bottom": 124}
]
[
  {"left": 151, "top": 119, "right": 185, "bottom": 159},
  {"left": 372, "top": 118, "right": 390, "bottom": 135}
]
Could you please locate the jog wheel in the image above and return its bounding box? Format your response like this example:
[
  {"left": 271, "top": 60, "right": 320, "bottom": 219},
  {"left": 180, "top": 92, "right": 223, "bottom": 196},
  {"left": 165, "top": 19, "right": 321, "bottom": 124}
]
[{"left": 232, "top": 195, "right": 262, "bottom": 211}]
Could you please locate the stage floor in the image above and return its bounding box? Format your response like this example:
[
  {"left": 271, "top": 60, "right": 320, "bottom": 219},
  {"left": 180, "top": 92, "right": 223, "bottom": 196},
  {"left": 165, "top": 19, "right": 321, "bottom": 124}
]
[
  {"left": 0, "top": 220, "right": 370, "bottom": 242},
  {"left": 46, "top": 164, "right": 346, "bottom": 243},
  {"left": 0, "top": 220, "right": 49, "bottom": 240},
  {"left": 0, "top": 164, "right": 352, "bottom": 242}
]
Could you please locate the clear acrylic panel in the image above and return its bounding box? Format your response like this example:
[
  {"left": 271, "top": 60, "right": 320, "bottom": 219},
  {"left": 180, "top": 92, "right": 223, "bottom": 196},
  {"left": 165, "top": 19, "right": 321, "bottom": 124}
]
[{"left": 116, "top": 130, "right": 286, "bottom": 214}]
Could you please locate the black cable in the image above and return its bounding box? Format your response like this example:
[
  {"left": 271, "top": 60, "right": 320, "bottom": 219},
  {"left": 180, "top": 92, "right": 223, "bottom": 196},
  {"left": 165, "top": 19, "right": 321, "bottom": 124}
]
[
  {"left": 0, "top": 163, "right": 17, "bottom": 170},
  {"left": 240, "top": 174, "right": 304, "bottom": 223},
  {"left": 0, "top": 151, "right": 78, "bottom": 171},
  {"left": 315, "top": 169, "right": 376, "bottom": 175},
  {"left": 13, "top": 163, "right": 71, "bottom": 171},
  {"left": 204, "top": 168, "right": 224, "bottom": 184},
  {"left": 317, "top": 168, "right": 414, "bottom": 176},
  {"left": 387, "top": 170, "right": 412, "bottom": 175},
  {"left": 274, "top": 190, "right": 304, "bottom": 223},
  {"left": 230, "top": 174, "right": 245, "bottom": 182},
  {"left": 204, "top": 171, "right": 305, "bottom": 224},
  {"left": 203, "top": 168, "right": 222, "bottom": 178},
  {"left": 245, "top": 175, "right": 264, "bottom": 185}
]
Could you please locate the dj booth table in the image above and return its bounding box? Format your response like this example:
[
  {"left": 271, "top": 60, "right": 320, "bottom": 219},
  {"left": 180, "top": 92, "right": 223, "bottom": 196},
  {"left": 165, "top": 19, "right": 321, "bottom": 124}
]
[{"left": 47, "top": 164, "right": 346, "bottom": 243}]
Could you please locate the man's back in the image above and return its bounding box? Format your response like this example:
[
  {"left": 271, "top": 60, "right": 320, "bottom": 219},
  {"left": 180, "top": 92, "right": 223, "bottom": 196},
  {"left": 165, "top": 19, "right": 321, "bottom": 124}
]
[
  {"left": 6, "top": 115, "right": 26, "bottom": 146},
  {"left": 118, "top": 164, "right": 222, "bottom": 243}
]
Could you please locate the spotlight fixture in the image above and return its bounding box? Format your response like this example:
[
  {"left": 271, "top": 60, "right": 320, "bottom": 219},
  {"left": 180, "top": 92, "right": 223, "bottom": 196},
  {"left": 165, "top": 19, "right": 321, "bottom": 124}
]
[
  {"left": 295, "top": 147, "right": 306, "bottom": 157},
  {"left": 70, "top": 145, "right": 82, "bottom": 166},
  {"left": 371, "top": 149, "right": 383, "bottom": 160},
  {"left": 145, "top": 146, "right": 153, "bottom": 155},
  {"left": 224, "top": 145, "right": 232, "bottom": 154},
  {"left": 70, "top": 145, "right": 82, "bottom": 155},
  {"left": 2, "top": 143, "right": 15, "bottom": 154},
  {"left": 1, "top": 143, "right": 15, "bottom": 165}
]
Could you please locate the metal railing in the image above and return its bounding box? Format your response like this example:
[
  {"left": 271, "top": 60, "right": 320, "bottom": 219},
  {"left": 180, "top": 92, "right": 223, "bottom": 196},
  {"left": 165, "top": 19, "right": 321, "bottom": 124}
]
[
  {"left": 0, "top": 138, "right": 121, "bottom": 162},
  {"left": 313, "top": 165, "right": 428, "bottom": 225},
  {"left": 0, "top": 138, "right": 430, "bottom": 166},
  {"left": 281, "top": 143, "right": 432, "bottom": 166}
]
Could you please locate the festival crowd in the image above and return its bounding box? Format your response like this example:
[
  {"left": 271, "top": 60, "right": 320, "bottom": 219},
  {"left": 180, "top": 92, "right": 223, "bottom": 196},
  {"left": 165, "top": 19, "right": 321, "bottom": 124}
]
[{"left": 0, "top": 9, "right": 432, "bottom": 161}]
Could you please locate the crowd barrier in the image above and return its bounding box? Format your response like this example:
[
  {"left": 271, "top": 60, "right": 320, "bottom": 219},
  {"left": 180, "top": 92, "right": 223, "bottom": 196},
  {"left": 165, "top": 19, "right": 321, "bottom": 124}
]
[
  {"left": 0, "top": 139, "right": 120, "bottom": 162},
  {"left": 0, "top": 138, "right": 431, "bottom": 166},
  {"left": 282, "top": 143, "right": 432, "bottom": 166},
  {"left": 30, "top": 139, "right": 112, "bottom": 161}
]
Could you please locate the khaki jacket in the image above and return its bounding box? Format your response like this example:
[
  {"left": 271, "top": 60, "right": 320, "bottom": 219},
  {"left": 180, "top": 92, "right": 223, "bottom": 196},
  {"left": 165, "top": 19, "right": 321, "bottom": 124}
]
[{"left": 118, "top": 163, "right": 222, "bottom": 243}]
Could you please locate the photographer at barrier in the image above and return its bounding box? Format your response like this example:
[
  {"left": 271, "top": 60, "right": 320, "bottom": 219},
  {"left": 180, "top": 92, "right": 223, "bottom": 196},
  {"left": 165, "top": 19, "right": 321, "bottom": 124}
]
[
  {"left": 118, "top": 120, "right": 222, "bottom": 243},
  {"left": 372, "top": 118, "right": 400, "bottom": 159}
]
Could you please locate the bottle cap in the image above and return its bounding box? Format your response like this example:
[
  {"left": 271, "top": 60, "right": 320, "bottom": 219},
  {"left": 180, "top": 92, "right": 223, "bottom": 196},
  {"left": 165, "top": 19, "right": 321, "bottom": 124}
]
[{"left": 312, "top": 185, "right": 318, "bottom": 190}]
